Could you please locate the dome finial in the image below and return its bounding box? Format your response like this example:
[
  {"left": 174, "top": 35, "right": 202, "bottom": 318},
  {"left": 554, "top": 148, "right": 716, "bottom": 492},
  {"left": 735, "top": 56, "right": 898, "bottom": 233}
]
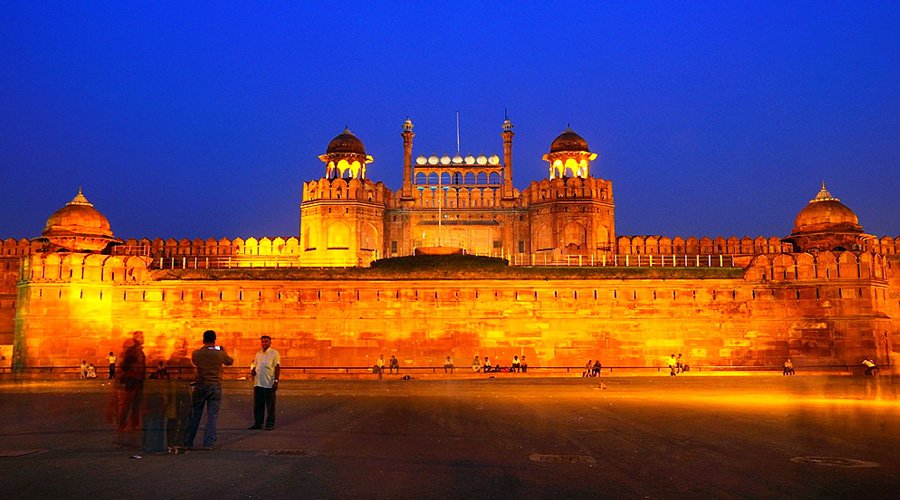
[
  {"left": 811, "top": 182, "right": 837, "bottom": 203},
  {"left": 69, "top": 188, "right": 92, "bottom": 207}
]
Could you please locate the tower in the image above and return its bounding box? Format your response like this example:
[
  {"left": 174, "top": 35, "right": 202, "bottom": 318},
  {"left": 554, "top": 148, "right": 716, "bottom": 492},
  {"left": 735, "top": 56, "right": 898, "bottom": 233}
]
[
  {"left": 525, "top": 128, "right": 615, "bottom": 260},
  {"left": 401, "top": 118, "right": 415, "bottom": 200},
  {"left": 542, "top": 127, "right": 598, "bottom": 179},
  {"left": 501, "top": 116, "right": 515, "bottom": 200},
  {"left": 300, "top": 129, "right": 389, "bottom": 266}
]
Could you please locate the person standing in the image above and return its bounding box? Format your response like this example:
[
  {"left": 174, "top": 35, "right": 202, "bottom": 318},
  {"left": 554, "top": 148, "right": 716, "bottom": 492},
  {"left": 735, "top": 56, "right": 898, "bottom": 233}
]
[
  {"left": 376, "top": 354, "right": 385, "bottom": 379},
  {"left": 183, "top": 330, "right": 234, "bottom": 450},
  {"left": 79, "top": 360, "right": 88, "bottom": 379},
  {"left": 249, "top": 335, "right": 280, "bottom": 431},
  {"left": 108, "top": 351, "right": 117, "bottom": 379}
]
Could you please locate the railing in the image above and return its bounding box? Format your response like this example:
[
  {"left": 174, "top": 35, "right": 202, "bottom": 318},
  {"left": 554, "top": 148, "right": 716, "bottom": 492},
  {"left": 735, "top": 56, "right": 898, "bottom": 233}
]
[
  {"left": 134, "top": 253, "right": 740, "bottom": 270},
  {"left": 508, "top": 253, "right": 738, "bottom": 268}
]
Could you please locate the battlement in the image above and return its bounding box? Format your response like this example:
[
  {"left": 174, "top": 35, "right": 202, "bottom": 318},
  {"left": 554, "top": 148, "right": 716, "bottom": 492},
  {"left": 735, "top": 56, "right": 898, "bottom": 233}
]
[
  {"left": 616, "top": 234, "right": 900, "bottom": 257},
  {"left": 302, "top": 177, "right": 391, "bottom": 204},
  {"left": 1, "top": 238, "right": 37, "bottom": 256},
  {"left": 22, "top": 253, "right": 152, "bottom": 284},
  {"left": 522, "top": 176, "right": 613, "bottom": 204}
]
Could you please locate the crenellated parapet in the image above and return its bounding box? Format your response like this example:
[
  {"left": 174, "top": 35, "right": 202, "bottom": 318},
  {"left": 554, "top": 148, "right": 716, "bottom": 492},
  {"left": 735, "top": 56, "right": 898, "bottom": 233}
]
[
  {"left": 388, "top": 184, "right": 514, "bottom": 210},
  {"left": 616, "top": 234, "right": 900, "bottom": 257},
  {"left": 22, "top": 253, "right": 152, "bottom": 284},
  {"left": 522, "top": 176, "right": 613, "bottom": 205},
  {"left": 617, "top": 235, "right": 791, "bottom": 256},
  {"left": 114, "top": 236, "right": 302, "bottom": 259},
  {"left": 1, "top": 238, "right": 37, "bottom": 257},
  {"left": 744, "top": 250, "right": 890, "bottom": 282},
  {"left": 302, "top": 177, "right": 391, "bottom": 204}
]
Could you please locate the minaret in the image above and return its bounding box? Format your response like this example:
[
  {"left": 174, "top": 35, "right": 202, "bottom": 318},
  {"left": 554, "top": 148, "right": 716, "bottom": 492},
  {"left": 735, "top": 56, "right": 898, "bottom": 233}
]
[
  {"left": 401, "top": 117, "right": 415, "bottom": 199},
  {"left": 501, "top": 116, "right": 515, "bottom": 199}
]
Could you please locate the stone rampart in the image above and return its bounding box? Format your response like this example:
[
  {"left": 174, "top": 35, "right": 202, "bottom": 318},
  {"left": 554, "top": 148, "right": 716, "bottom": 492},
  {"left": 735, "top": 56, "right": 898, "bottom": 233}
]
[{"left": 11, "top": 250, "right": 895, "bottom": 371}]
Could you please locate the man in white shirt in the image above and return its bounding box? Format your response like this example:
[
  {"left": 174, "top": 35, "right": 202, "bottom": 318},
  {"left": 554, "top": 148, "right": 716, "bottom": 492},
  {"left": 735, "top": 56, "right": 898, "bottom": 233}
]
[{"left": 249, "top": 336, "right": 281, "bottom": 430}]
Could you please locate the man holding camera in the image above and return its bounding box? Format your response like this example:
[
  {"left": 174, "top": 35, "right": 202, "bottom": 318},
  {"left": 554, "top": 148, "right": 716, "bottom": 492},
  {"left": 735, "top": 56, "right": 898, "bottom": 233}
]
[{"left": 183, "top": 329, "right": 234, "bottom": 450}]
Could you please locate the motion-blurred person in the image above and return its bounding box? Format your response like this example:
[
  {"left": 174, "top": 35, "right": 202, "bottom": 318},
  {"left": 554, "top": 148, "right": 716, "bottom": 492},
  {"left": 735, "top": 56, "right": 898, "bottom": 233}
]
[
  {"left": 114, "top": 331, "right": 146, "bottom": 447},
  {"left": 248, "top": 335, "right": 280, "bottom": 431},
  {"left": 783, "top": 358, "right": 795, "bottom": 376},
  {"left": 183, "top": 330, "right": 233, "bottom": 450},
  {"left": 863, "top": 356, "right": 879, "bottom": 376}
]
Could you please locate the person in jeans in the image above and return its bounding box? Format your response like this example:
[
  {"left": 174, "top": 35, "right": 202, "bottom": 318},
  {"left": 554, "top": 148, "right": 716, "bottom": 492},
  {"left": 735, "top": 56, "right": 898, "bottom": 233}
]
[{"left": 183, "top": 330, "right": 234, "bottom": 450}]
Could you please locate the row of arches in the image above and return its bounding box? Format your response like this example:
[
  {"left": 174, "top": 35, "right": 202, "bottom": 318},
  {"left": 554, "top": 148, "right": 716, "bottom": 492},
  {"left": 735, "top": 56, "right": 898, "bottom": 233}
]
[
  {"left": 746, "top": 251, "right": 889, "bottom": 281},
  {"left": 413, "top": 170, "right": 503, "bottom": 186},
  {"left": 617, "top": 236, "right": 791, "bottom": 256},
  {"left": 115, "top": 236, "right": 302, "bottom": 257}
]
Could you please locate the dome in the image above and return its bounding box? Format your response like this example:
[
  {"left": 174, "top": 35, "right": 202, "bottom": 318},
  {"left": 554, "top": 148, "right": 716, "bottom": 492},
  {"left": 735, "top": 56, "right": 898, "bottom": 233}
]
[
  {"left": 549, "top": 128, "right": 590, "bottom": 154},
  {"left": 40, "top": 189, "right": 120, "bottom": 252},
  {"left": 792, "top": 184, "right": 861, "bottom": 234},
  {"left": 325, "top": 127, "right": 367, "bottom": 155}
]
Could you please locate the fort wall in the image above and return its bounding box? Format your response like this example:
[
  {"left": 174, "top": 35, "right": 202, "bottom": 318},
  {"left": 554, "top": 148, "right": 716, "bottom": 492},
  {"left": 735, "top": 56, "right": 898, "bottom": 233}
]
[{"left": 11, "top": 249, "right": 896, "bottom": 371}]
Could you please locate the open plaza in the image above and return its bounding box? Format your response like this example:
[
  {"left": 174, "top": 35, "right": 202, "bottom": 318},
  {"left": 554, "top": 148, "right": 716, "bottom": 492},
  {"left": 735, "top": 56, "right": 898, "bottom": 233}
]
[{"left": 1, "top": 373, "right": 897, "bottom": 499}]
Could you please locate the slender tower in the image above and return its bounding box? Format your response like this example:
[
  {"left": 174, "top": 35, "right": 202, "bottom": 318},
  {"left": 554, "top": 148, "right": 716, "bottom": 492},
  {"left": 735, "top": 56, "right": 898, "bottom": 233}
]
[
  {"left": 501, "top": 115, "right": 515, "bottom": 200},
  {"left": 401, "top": 118, "right": 415, "bottom": 199}
]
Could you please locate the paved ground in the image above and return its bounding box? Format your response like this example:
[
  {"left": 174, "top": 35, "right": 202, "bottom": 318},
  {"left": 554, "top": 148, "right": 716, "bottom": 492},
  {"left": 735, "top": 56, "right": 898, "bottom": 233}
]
[{"left": 0, "top": 374, "right": 898, "bottom": 499}]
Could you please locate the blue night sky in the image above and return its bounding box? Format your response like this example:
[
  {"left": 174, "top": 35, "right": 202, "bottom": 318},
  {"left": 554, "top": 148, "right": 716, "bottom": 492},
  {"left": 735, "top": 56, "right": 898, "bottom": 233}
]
[{"left": 1, "top": 1, "right": 898, "bottom": 241}]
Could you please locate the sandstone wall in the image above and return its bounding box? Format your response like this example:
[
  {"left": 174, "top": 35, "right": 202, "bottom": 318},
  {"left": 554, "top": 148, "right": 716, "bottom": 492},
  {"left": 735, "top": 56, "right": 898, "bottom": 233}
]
[{"left": 11, "top": 250, "right": 895, "bottom": 371}]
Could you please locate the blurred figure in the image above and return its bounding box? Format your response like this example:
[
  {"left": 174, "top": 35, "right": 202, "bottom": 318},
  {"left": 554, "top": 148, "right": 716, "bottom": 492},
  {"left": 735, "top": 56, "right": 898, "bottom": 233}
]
[
  {"left": 86, "top": 363, "right": 97, "bottom": 379},
  {"left": 249, "top": 335, "right": 280, "bottom": 431},
  {"left": 521, "top": 356, "right": 527, "bottom": 373},
  {"left": 376, "top": 354, "right": 385, "bottom": 379},
  {"left": 483, "top": 357, "right": 492, "bottom": 373},
  {"left": 783, "top": 358, "right": 795, "bottom": 376},
  {"left": 583, "top": 359, "right": 593, "bottom": 377},
  {"left": 79, "top": 360, "right": 88, "bottom": 379},
  {"left": 114, "top": 331, "right": 146, "bottom": 448},
  {"left": 511, "top": 355, "right": 520, "bottom": 373},
  {"left": 472, "top": 355, "right": 481, "bottom": 373},
  {"left": 676, "top": 353, "right": 684, "bottom": 374},
  {"left": 142, "top": 375, "right": 169, "bottom": 453},
  {"left": 166, "top": 340, "right": 194, "bottom": 453},
  {"left": 183, "top": 330, "right": 234, "bottom": 450},
  {"left": 592, "top": 360, "right": 602, "bottom": 377},
  {"left": 862, "top": 356, "right": 879, "bottom": 376},
  {"left": 667, "top": 354, "right": 678, "bottom": 376},
  {"left": 152, "top": 360, "right": 170, "bottom": 380},
  {"left": 444, "top": 356, "right": 454, "bottom": 373}
]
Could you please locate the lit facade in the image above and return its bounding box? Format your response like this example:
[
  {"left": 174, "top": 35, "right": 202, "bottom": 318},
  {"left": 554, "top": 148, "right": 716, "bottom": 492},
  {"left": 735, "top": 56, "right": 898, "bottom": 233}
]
[{"left": 1, "top": 118, "right": 898, "bottom": 371}]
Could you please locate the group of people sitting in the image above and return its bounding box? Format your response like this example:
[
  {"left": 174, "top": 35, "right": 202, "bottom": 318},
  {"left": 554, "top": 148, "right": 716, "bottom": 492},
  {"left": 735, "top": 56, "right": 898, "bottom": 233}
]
[
  {"left": 471, "top": 355, "right": 527, "bottom": 373},
  {"left": 79, "top": 361, "right": 97, "bottom": 379}
]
